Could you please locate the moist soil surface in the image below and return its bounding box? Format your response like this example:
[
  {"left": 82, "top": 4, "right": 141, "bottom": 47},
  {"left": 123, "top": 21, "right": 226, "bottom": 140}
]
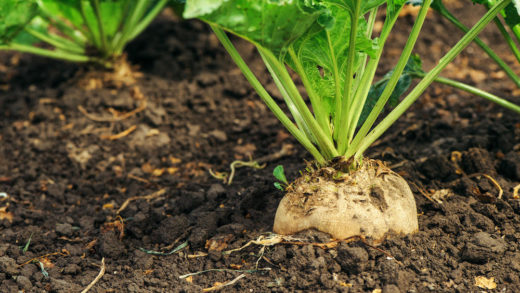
[{"left": 2, "top": 5, "right": 520, "bottom": 293}]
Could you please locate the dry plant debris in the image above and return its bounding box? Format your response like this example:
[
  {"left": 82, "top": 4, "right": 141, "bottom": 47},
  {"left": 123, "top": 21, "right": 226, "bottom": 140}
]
[
  {"left": 17, "top": 249, "right": 70, "bottom": 268},
  {"left": 474, "top": 276, "right": 497, "bottom": 290},
  {"left": 80, "top": 258, "right": 106, "bottom": 293},
  {"left": 100, "top": 125, "right": 137, "bottom": 140},
  {"left": 116, "top": 188, "right": 167, "bottom": 214},
  {"left": 0, "top": 205, "right": 13, "bottom": 222},
  {"left": 202, "top": 274, "right": 246, "bottom": 292},
  {"left": 468, "top": 173, "right": 504, "bottom": 199}
]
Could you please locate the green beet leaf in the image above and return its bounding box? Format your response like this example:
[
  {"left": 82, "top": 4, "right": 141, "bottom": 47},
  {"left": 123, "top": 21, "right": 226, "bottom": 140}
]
[
  {"left": 273, "top": 165, "right": 288, "bottom": 185},
  {"left": 37, "top": 0, "right": 85, "bottom": 33},
  {"left": 184, "top": 0, "right": 326, "bottom": 58},
  {"left": 288, "top": 4, "right": 379, "bottom": 123},
  {"left": 504, "top": 2, "right": 520, "bottom": 27},
  {"left": 323, "top": 0, "right": 385, "bottom": 14},
  {"left": 0, "top": 0, "right": 38, "bottom": 44}
]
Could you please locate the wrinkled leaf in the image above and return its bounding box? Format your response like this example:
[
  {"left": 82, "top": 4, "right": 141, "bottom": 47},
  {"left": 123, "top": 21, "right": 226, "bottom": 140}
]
[
  {"left": 37, "top": 0, "right": 85, "bottom": 32},
  {"left": 359, "top": 54, "right": 424, "bottom": 125},
  {"left": 289, "top": 4, "right": 379, "bottom": 121},
  {"left": 0, "top": 0, "right": 38, "bottom": 44},
  {"left": 184, "top": 0, "right": 326, "bottom": 58},
  {"left": 324, "top": 0, "right": 386, "bottom": 13},
  {"left": 171, "top": 0, "right": 186, "bottom": 17},
  {"left": 504, "top": 1, "right": 520, "bottom": 27}
]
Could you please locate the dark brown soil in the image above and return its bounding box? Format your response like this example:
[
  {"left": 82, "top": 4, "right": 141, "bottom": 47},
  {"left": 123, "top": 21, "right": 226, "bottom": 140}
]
[{"left": 1, "top": 4, "right": 520, "bottom": 292}]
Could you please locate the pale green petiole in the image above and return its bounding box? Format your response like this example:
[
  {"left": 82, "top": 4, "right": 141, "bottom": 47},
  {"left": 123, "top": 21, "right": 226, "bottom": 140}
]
[
  {"left": 354, "top": 0, "right": 512, "bottom": 160},
  {"left": 352, "top": 7, "right": 379, "bottom": 95},
  {"left": 493, "top": 17, "right": 520, "bottom": 64},
  {"left": 288, "top": 46, "right": 333, "bottom": 139},
  {"left": 258, "top": 47, "right": 339, "bottom": 159},
  {"left": 210, "top": 25, "right": 327, "bottom": 164},
  {"left": 1, "top": 43, "right": 91, "bottom": 63},
  {"left": 432, "top": 2, "right": 520, "bottom": 88},
  {"left": 336, "top": 0, "right": 361, "bottom": 142},
  {"left": 426, "top": 75, "right": 520, "bottom": 114},
  {"left": 346, "top": 0, "right": 432, "bottom": 157},
  {"left": 336, "top": 4, "right": 404, "bottom": 154}
]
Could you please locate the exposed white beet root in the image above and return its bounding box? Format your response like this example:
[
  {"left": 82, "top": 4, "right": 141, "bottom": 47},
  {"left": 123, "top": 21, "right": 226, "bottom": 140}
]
[{"left": 273, "top": 160, "right": 418, "bottom": 241}]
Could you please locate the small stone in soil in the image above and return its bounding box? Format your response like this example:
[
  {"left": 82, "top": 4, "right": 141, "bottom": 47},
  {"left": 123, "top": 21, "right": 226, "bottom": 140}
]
[
  {"left": 47, "top": 183, "right": 66, "bottom": 199},
  {"left": 500, "top": 151, "right": 520, "bottom": 181},
  {"left": 16, "top": 275, "right": 32, "bottom": 290},
  {"left": 50, "top": 277, "right": 82, "bottom": 292},
  {"left": 63, "top": 264, "right": 81, "bottom": 275},
  {"left": 270, "top": 246, "right": 286, "bottom": 263},
  {"left": 0, "top": 256, "right": 19, "bottom": 275},
  {"left": 209, "top": 129, "right": 227, "bottom": 142},
  {"left": 144, "top": 102, "right": 167, "bottom": 126},
  {"left": 151, "top": 215, "right": 190, "bottom": 244},
  {"left": 98, "top": 232, "right": 126, "bottom": 258},
  {"left": 188, "top": 228, "right": 209, "bottom": 248},
  {"left": 382, "top": 284, "right": 401, "bottom": 293},
  {"left": 461, "top": 232, "right": 507, "bottom": 264},
  {"left": 206, "top": 184, "right": 225, "bottom": 201},
  {"left": 55, "top": 223, "right": 73, "bottom": 236},
  {"left": 336, "top": 245, "right": 369, "bottom": 274}
]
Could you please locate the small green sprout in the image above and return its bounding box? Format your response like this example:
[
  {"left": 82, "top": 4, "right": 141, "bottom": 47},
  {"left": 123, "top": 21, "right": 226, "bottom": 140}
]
[
  {"left": 273, "top": 165, "right": 288, "bottom": 191},
  {"left": 22, "top": 232, "right": 33, "bottom": 254},
  {"left": 38, "top": 261, "right": 49, "bottom": 278}
]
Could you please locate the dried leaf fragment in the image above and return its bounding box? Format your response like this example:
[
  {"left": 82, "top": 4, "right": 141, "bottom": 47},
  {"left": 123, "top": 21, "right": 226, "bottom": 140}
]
[
  {"left": 430, "top": 189, "right": 453, "bottom": 204},
  {"left": 102, "top": 203, "right": 115, "bottom": 210},
  {"left": 205, "top": 234, "right": 234, "bottom": 252},
  {"left": 39, "top": 257, "right": 55, "bottom": 268},
  {"left": 338, "top": 282, "right": 353, "bottom": 287},
  {"left": 0, "top": 206, "right": 13, "bottom": 222},
  {"left": 474, "top": 276, "right": 497, "bottom": 289}
]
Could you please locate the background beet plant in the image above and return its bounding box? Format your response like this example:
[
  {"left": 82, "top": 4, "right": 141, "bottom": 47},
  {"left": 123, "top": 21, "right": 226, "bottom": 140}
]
[{"left": 0, "top": 0, "right": 169, "bottom": 67}]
